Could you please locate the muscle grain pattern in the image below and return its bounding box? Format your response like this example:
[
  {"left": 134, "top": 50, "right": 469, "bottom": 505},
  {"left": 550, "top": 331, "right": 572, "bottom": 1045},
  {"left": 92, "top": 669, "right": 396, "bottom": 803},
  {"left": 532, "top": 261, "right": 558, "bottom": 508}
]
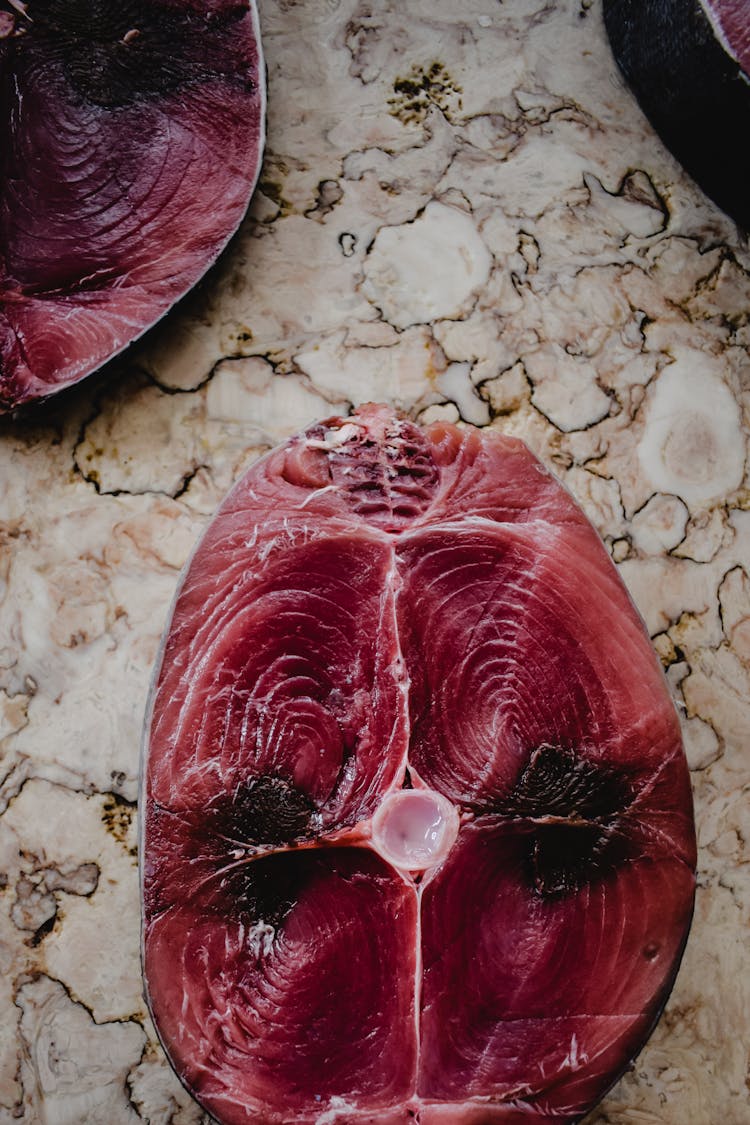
[
  {"left": 0, "top": 0, "right": 265, "bottom": 410},
  {"left": 142, "top": 404, "right": 696, "bottom": 1125}
]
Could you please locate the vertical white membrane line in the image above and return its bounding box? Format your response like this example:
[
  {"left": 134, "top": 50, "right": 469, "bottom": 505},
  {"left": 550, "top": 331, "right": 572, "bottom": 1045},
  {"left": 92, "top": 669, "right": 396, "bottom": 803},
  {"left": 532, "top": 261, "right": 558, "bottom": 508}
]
[
  {"left": 380, "top": 533, "right": 411, "bottom": 799},
  {"left": 387, "top": 533, "right": 424, "bottom": 1107},
  {"left": 413, "top": 864, "right": 424, "bottom": 1113}
]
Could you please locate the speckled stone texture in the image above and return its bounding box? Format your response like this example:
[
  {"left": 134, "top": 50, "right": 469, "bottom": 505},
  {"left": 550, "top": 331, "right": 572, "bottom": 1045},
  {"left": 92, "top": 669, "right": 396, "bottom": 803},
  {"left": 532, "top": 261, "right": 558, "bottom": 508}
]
[{"left": 0, "top": 1, "right": 747, "bottom": 1123}]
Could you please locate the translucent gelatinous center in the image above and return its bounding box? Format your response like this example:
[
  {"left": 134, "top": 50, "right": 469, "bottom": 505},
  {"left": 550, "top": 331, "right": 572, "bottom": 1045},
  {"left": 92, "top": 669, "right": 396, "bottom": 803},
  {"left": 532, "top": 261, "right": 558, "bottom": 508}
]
[{"left": 371, "top": 789, "right": 459, "bottom": 871}]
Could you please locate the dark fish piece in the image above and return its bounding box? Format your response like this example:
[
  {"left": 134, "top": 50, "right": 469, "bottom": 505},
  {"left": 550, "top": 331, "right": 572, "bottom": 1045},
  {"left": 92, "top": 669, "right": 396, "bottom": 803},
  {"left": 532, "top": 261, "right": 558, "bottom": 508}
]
[
  {"left": 604, "top": 0, "right": 750, "bottom": 231},
  {"left": 0, "top": 0, "right": 265, "bottom": 412},
  {"left": 701, "top": 0, "right": 750, "bottom": 74},
  {"left": 141, "top": 404, "right": 696, "bottom": 1125}
]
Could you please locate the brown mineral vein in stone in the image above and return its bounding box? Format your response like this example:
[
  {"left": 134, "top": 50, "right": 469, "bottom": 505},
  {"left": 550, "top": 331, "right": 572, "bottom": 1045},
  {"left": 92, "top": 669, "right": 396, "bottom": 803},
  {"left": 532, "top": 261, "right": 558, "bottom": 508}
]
[{"left": 0, "top": 0, "right": 747, "bottom": 1121}]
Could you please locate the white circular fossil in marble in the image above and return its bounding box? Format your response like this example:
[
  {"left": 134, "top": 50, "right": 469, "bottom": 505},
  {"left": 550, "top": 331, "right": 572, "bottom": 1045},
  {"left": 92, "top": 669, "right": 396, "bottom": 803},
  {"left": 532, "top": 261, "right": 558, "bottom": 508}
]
[
  {"left": 371, "top": 788, "right": 459, "bottom": 871},
  {"left": 637, "top": 352, "right": 745, "bottom": 507},
  {"left": 362, "top": 201, "right": 492, "bottom": 329}
]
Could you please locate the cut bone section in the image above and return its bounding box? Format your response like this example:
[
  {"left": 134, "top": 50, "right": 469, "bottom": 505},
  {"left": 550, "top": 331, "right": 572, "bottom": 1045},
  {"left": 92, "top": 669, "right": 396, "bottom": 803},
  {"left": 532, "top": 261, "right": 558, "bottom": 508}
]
[{"left": 371, "top": 789, "right": 459, "bottom": 871}]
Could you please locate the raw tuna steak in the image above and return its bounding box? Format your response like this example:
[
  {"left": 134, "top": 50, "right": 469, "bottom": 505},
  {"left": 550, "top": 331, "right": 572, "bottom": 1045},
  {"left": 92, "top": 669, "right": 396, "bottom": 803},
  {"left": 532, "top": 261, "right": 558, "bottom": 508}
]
[
  {"left": 0, "top": 0, "right": 265, "bottom": 412},
  {"left": 142, "top": 405, "right": 696, "bottom": 1125},
  {"left": 604, "top": 0, "right": 750, "bottom": 230}
]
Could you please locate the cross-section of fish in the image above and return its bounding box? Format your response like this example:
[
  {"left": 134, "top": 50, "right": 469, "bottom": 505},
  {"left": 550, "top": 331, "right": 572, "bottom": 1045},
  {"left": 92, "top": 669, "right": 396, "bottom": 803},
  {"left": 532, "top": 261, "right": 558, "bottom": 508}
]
[
  {"left": 0, "top": 0, "right": 265, "bottom": 412},
  {"left": 142, "top": 404, "right": 696, "bottom": 1125}
]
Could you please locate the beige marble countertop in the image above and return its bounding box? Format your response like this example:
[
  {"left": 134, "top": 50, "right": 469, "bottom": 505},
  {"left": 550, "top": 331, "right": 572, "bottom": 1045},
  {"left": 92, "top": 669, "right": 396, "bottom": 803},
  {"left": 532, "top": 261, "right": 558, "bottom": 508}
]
[{"left": 0, "top": 1, "right": 748, "bottom": 1122}]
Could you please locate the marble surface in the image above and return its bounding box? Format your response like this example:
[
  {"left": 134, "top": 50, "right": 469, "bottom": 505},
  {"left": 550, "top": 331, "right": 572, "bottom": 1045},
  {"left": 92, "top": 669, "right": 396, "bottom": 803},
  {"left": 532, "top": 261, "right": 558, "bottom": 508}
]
[{"left": 0, "top": 1, "right": 748, "bottom": 1122}]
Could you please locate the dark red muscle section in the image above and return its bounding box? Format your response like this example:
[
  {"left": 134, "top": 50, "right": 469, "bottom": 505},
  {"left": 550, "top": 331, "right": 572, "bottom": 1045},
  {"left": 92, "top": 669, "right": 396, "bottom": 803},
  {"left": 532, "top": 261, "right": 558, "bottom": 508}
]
[
  {"left": 418, "top": 1108, "right": 562, "bottom": 1124},
  {"left": 142, "top": 405, "right": 696, "bottom": 1125},
  {"left": 419, "top": 822, "right": 694, "bottom": 1114},
  {"left": 420, "top": 422, "right": 591, "bottom": 530},
  {"left": 702, "top": 0, "right": 750, "bottom": 75},
  {"left": 0, "top": 0, "right": 264, "bottom": 411},
  {"left": 396, "top": 522, "right": 694, "bottom": 845},
  {"left": 144, "top": 848, "right": 418, "bottom": 1125},
  {"left": 148, "top": 530, "right": 406, "bottom": 827}
]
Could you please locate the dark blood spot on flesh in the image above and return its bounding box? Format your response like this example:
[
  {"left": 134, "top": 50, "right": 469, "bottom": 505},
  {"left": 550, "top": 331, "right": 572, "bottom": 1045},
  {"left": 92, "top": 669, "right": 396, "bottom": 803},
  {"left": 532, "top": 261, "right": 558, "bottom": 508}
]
[
  {"left": 504, "top": 745, "right": 633, "bottom": 897},
  {"left": 217, "top": 775, "right": 316, "bottom": 847},
  {"left": 530, "top": 821, "right": 632, "bottom": 897},
  {"left": 509, "top": 744, "right": 631, "bottom": 821},
  {"left": 224, "top": 851, "right": 306, "bottom": 929},
  {"left": 9, "top": 0, "right": 248, "bottom": 107}
]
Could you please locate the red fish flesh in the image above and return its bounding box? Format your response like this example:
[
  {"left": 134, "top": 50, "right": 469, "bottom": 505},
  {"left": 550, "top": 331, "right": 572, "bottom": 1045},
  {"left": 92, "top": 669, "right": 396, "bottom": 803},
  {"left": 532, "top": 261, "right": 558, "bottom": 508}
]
[
  {"left": 700, "top": 0, "right": 750, "bottom": 74},
  {"left": 0, "top": 0, "right": 265, "bottom": 412},
  {"left": 142, "top": 405, "right": 696, "bottom": 1125}
]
